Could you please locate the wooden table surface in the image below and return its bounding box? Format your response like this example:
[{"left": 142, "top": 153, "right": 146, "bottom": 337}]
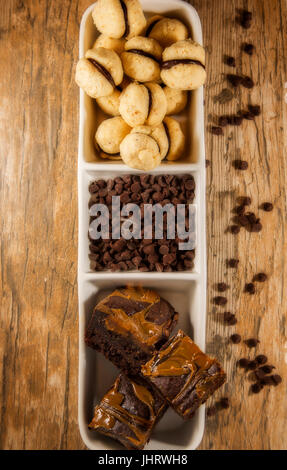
[{"left": 1, "top": 0, "right": 286, "bottom": 450}]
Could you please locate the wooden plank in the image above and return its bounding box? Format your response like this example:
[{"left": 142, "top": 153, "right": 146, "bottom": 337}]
[{"left": 0, "top": 0, "right": 286, "bottom": 450}]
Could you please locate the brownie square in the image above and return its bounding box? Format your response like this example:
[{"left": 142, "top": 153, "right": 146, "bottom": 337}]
[
  {"left": 141, "top": 330, "right": 226, "bottom": 419},
  {"left": 85, "top": 286, "right": 178, "bottom": 375},
  {"left": 89, "top": 373, "right": 167, "bottom": 450}
]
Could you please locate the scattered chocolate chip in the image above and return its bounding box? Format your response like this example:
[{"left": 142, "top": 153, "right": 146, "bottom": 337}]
[
  {"left": 207, "top": 406, "right": 217, "bottom": 417},
  {"left": 248, "top": 105, "right": 261, "bottom": 116},
  {"left": 251, "top": 383, "right": 263, "bottom": 394},
  {"left": 227, "top": 258, "right": 239, "bottom": 268},
  {"left": 233, "top": 159, "right": 249, "bottom": 170},
  {"left": 224, "top": 312, "right": 237, "bottom": 325},
  {"left": 217, "top": 282, "right": 229, "bottom": 292},
  {"left": 230, "top": 225, "right": 240, "bottom": 234},
  {"left": 230, "top": 334, "right": 241, "bottom": 344},
  {"left": 224, "top": 55, "right": 236, "bottom": 67},
  {"left": 245, "top": 283, "right": 255, "bottom": 294},
  {"left": 228, "top": 114, "right": 244, "bottom": 126},
  {"left": 261, "top": 202, "right": 273, "bottom": 212},
  {"left": 253, "top": 272, "right": 267, "bottom": 282},
  {"left": 220, "top": 397, "right": 230, "bottom": 409},
  {"left": 255, "top": 355, "right": 268, "bottom": 365},
  {"left": 205, "top": 159, "right": 210, "bottom": 167},
  {"left": 271, "top": 374, "right": 282, "bottom": 386},
  {"left": 242, "top": 76, "right": 254, "bottom": 89},
  {"left": 254, "top": 369, "right": 266, "bottom": 381},
  {"left": 211, "top": 126, "right": 223, "bottom": 136},
  {"left": 214, "top": 296, "right": 228, "bottom": 306},
  {"left": 242, "top": 43, "right": 255, "bottom": 55},
  {"left": 238, "top": 358, "right": 250, "bottom": 368},
  {"left": 245, "top": 338, "right": 260, "bottom": 348},
  {"left": 235, "top": 204, "right": 246, "bottom": 215},
  {"left": 239, "top": 110, "right": 255, "bottom": 120},
  {"left": 218, "top": 115, "right": 229, "bottom": 127},
  {"left": 260, "top": 365, "right": 275, "bottom": 374},
  {"left": 248, "top": 360, "right": 258, "bottom": 371},
  {"left": 227, "top": 74, "right": 243, "bottom": 87},
  {"left": 238, "top": 10, "right": 252, "bottom": 29},
  {"left": 260, "top": 375, "right": 274, "bottom": 386},
  {"left": 213, "top": 88, "right": 234, "bottom": 104},
  {"left": 237, "top": 196, "right": 251, "bottom": 206}
]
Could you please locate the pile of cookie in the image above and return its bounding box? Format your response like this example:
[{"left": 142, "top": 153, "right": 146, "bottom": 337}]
[{"left": 75, "top": 0, "right": 206, "bottom": 170}]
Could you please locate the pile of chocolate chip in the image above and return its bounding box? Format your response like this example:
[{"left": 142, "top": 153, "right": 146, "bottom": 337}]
[
  {"left": 229, "top": 196, "right": 274, "bottom": 235},
  {"left": 88, "top": 174, "right": 195, "bottom": 272}
]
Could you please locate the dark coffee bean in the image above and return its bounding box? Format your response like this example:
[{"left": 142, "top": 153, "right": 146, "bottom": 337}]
[
  {"left": 214, "top": 296, "right": 228, "bottom": 306},
  {"left": 248, "top": 360, "right": 258, "bottom": 371},
  {"left": 242, "top": 42, "right": 255, "bottom": 55},
  {"left": 251, "top": 383, "right": 263, "bottom": 394},
  {"left": 227, "top": 258, "right": 239, "bottom": 268},
  {"left": 248, "top": 105, "right": 261, "bottom": 116},
  {"left": 227, "top": 74, "right": 243, "bottom": 87},
  {"left": 261, "top": 202, "right": 273, "bottom": 212},
  {"left": 260, "top": 365, "right": 275, "bottom": 374},
  {"left": 238, "top": 358, "right": 250, "bottom": 368},
  {"left": 230, "top": 334, "right": 241, "bottom": 344},
  {"left": 255, "top": 355, "right": 268, "bottom": 365},
  {"left": 245, "top": 338, "right": 260, "bottom": 348},
  {"left": 220, "top": 397, "right": 230, "bottom": 409},
  {"left": 271, "top": 375, "right": 282, "bottom": 386},
  {"left": 245, "top": 283, "right": 255, "bottom": 294},
  {"left": 230, "top": 225, "right": 240, "bottom": 234},
  {"left": 211, "top": 126, "right": 223, "bottom": 136},
  {"left": 224, "top": 55, "right": 236, "bottom": 67},
  {"left": 207, "top": 406, "right": 217, "bottom": 417},
  {"left": 217, "top": 282, "right": 229, "bottom": 292},
  {"left": 233, "top": 159, "right": 249, "bottom": 170},
  {"left": 253, "top": 272, "right": 267, "bottom": 282},
  {"left": 242, "top": 76, "right": 254, "bottom": 88}
]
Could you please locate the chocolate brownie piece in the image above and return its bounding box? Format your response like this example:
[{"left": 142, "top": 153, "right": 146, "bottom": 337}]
[
  {"left": 85, "top": 286, "right": 178, "bottom": 375},
  {"left": 141, "top": 330, "right": 226, "bottom": 420},
  {"left": 89, "top": 373, "right": 167, "bottom": 450}
]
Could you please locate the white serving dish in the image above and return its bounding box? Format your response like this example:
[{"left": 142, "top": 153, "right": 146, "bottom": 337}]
[{"left": 78, "top": 0, "right": 206, "bottom": 451}]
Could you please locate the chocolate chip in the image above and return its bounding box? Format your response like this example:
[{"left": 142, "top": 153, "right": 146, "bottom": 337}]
[
  {"left": 224, "top": 55, "right": 236, "bottom": 67},
  {"left": 245, "top": 338, "right": 260, "bottom": 348},
  {"left": 227, "top": 258, "right": 239, "bottom": 268},
  {"left": 237, "top": 196, "right": 251, "bottom": 206},
  {"left": 245, "top": 283, "right": 255, "bottom": 294},
  {"left": 233, "top": 160, "right": 249, "bottom": 170},
  {"left": 235, "top": 204, "right": 246, "bottom": 215},
  {"left": 248, "top": 105, "right": 261, "bottom": 116},
  {"left": 227, "top": 74, "right": 243, "bottom": 87},
  {"left": 238, "top": 358, "right": 250, "bottom": 368},
  {"left": 254, "top": 369, "right": 266, "bottom": 381},
  {"left": 242, "top": 76, "right": 254, "bottom": 88},
  {"left": 260, "top": 375, "right": 274, "bottom": 386},
  {"left": 224, "top": 312, "right": 237, "bottom": 325},
  {"left": 248, "top": 360, "right": 258, "bottom": 371},
  {"left": 230, "top": 225, "right": 240, "bottom": 234},
  {"left": 253, "top": 272, "right": 267, "bottom": 282},
  {"left": 230, "top": 334, "right": 241, "bottom": 344},
  {"left": 271, "top": 374, "right": 282, "bottom": 386},
  {"left": 217, "top": 282, "right": 229, "bottom": 292},
  {"left": 220, "top": 397, "right": 230, "bottom": 409},
  {"left": 211, "top": 126, "right": 223, "bottom": 135},
  {"left": 261, "top": 202, "right": 273, "bottom": 212},
  {"left": 251, "top": 383, "right": 263, "bottom": 394},
  {"left": 228, "top": 114, "right": 243, "bottom": 126},
  {"left": 255, "top": 355, "right": 268, "bottom": 365},
  {"left": 242, "top": 43, "right": 255, "bottom": 55},
  {"left": 205, "top": 159, "right": 210, "bottom": 167},
  {"left": 218, "top": 116, "right": 229, "bottom": 127},
  {"left": 239, "top": 110, "right": 255, "bottom": 120},
  {"left": 260, "top": 365, "right": 275, "bottom": 374},
  {"left": 214, "top": 296, "right": 228, "bottom": 306},
  {"left": 250, "top": 222, "right": 262, "bottom": 233}
]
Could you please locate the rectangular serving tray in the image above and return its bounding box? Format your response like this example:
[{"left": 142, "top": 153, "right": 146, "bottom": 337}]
[{"left": 78, "top": 0, "right": 207, "bottom": 450}]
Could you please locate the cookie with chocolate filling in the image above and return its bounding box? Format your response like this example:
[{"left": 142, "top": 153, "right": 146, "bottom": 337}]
[
  {"left": 162, "top": 117, "right": 185, "bottom": 161},
  {"left": 85, "top": 287, "right": 178, "bottom": 374},
  {"left": 92, "top": 0, "right": 146, "bottom": 40},
  {"left": 89, "top": 373, "right": 167, "bottom": 450},
  {"left": 161, "top": 39, "right": 206, "bottom": 90},
  {"left": 120, "top": 128, "right": 162, "bottom": 170},
  {"left": 119, "top": 82, "right": 167, "bottom": 127},
  {"left": 93, "top": 34, "right": 126, "bottom": 55},
  {"left": 95, "top": 116, "right": 131, "bottom": 160},
  {"left": 141, "top": 330, "right": 226, "bottom": 420},
  {"left": 121, "top": 36, "right": 163, "bottom": 82},
  {"left": 75, "top": 47, "right": 123, "bottom": 98},
  {"left": 145, "top": 15, "right": 189, "bottom": 48},
  {"left": 96, "top": 76, "right": 131, "bottom": 116},
  {"left": 131, "top": 124, "right": 169, "bottom": 160},
  {"left": 162, "top": 86, "right": 188, "bottom": 115}
]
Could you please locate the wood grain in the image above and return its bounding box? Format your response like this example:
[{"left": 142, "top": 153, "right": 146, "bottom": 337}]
[{"left": 0, "top": 0, "right": 286, "bottom": 450}]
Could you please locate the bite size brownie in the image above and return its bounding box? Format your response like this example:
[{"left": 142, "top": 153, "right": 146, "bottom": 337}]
[
  {"left": 85, "top": 286, "right": 178, "bottom": 375},
  {"left": 141, "top": 330, "right": 226, "bottom": 420},
  {"left": 89, "top": 373, "right": 167, "bottom": 450}
]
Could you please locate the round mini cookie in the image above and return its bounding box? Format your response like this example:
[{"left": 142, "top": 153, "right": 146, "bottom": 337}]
[
  {"left": 119, "top": 81, "right": 167, "bottom": 127},
  {"left": 162, "top": 86, "right": 188, "bottom": 115},
  {"left": 95, "top": 116, "right": 131, "bottom": 159},
  {"left": 75, "top": 47, "right": 123, "bottom": 98},
  {"left": 93, "top": 34, "right": 126, "bottom": 55},
  {"left": 121, "top": 36, "right": 162, "bottom": 82},
  {"left": 120, "top": 130, "right": 162, "bottom": 170},
  {"left": 163, "top": 117, "right": 185, "bottom": 161},
  {"left": 161, "top": 39, "right": 206, "bottom": 90},
  {"left": 92, "top": 0, "right": 146, "bottom": 40},
  {"left": 131, "top": 124, "right": 169, "bottom": 160},
  {"left": 146, "top": 15, "right": 189, "bottom": 48},
  {"left": 96, "top": 76, "right": 131, "bottom": 116}
]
